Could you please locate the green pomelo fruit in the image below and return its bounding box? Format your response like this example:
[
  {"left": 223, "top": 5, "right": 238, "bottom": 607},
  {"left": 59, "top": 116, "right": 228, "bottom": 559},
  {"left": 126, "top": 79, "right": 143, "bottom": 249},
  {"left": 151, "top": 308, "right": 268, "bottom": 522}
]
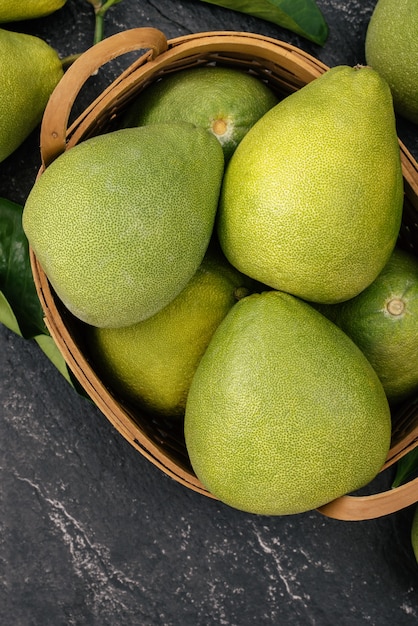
[
  {"left": 315, "top": 247, "right": 418, "bottom": 405},
  {"left": 86, "top": 242, "right": 260, "bottom": 417},
  {"left": 122, "top": 66, "right": 278, "bottom": 161},
  {"left": 218, "top": 65, "right": 403, "bottom": 304},
  {"left": 365, "top": 0, "right": 418, "bottom": 124},
  {"left": 0, "top": 0, "right": 66, "bottom": 21},
  {"left": 0, "top": 28, "right": 63, "bottom": 163},
  {"left": 23, "top": 123, "right": 224, "bottom": 328},
  {"left": 184, "top": 290, "right": 391, "bottom": 516}
]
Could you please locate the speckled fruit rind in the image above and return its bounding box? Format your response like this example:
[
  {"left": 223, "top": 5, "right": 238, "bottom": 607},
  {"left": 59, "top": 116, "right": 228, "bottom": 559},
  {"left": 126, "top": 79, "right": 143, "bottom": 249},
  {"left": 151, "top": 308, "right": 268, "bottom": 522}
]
[
  {"left": 365, "top": 0, "right": 418, "bottom": 124},
  {"left": 184, "top": 290, "right": 391, "bottom": 516},
  {"left": 314, "top": 247, "right": 418, "bottom": 405},
  {"left": 122, "top": 66, "right": 278, "bottom": 162},
  {"left": 23, "top": 123, "right": 224, "bottom": 328},
  {"left": 218, "top": 65, "right": 403, "bottom": 304},
  {"left": 0, "top": 0, "right": 66, "bottom": 21},
  {"left": 0, "top": 28, "right": 63, "bottom": 163},
  {"left": 85, "top": 242, "right": 259, "bottom": 417}
]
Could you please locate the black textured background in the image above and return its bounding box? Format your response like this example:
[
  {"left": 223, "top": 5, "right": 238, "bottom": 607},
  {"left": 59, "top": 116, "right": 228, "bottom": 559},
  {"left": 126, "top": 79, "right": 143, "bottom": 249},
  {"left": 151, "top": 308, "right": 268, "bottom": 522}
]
[{"left": 1, "top": 1, "right": 418, "bottom": 624}]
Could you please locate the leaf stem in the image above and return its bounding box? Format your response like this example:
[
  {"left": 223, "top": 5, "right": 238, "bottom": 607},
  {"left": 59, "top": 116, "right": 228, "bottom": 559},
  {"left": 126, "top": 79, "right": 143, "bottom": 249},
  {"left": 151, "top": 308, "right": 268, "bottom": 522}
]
[
  {"left": 85, "top": 0, "right": 124, "bottom": 45},
  {"left": 60, "top": 52, "right": 83, "bottom": 70}
]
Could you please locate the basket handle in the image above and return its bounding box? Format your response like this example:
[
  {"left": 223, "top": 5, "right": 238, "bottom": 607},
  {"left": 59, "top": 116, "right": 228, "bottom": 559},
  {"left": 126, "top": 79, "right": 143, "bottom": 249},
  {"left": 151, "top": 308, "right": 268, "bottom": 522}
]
[
  {"left": 40, "top": 27, "right": 168, "bottom": 167},
  {"left": 317, "top": 473, "right": 418, "bottom": 521}
]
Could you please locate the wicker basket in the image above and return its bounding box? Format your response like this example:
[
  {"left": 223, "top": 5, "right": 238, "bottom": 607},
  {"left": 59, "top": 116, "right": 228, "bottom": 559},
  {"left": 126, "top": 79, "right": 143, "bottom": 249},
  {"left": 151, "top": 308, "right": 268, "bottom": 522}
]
[{"left": 30, "top": 27, "right": 418, "bottom": 521}]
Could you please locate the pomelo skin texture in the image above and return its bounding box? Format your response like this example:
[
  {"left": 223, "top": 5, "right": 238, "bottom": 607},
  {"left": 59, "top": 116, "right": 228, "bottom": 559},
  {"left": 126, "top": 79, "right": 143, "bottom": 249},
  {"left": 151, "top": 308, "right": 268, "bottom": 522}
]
[
  {"left": 184, "top": 290, "right": 391, "bottom": 516},
  {"left": 86, "top": 243, "right": 259, "bottom": 417},
  {"left": 365, "top": 0, "right": 418, "bottom": 125},
  {"left": 122, "top": 66, "right": 278, "bottom": 161},
  {"left": 0, "top": 28, "right": 63, "bottom": 163},
  {"left": 218, "top": 65, "right": 403, "bottom": 304},
  {"left": 315, "top": 247, "right": 418, "bottom": 405},
  {"left": 23, "top": 123, "right": 224, "bottom": 328},
  {"left": 0, "top": 0, "right": 66, "bottom": 21}
]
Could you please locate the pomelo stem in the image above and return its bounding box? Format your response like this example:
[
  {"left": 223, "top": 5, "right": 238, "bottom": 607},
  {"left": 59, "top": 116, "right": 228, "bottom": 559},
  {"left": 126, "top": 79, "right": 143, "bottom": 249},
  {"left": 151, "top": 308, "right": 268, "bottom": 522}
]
[
  {"left": 387, "top": 298, "right": 405, "bottom": 316},
  {"left": 85, "top": 0, "right": 124, "bottom": 45},
  {"left": 61, "top": 0, "right": 124, "bottom": 69},
  {"left": 234, "top": 287, "right": 252, "bottom": 301},
  {"left": 60, "top": 53, "right": 83, "bottom": 70},
  {"left": 212, "top": 119, "right": 228, "bottom": 136}
]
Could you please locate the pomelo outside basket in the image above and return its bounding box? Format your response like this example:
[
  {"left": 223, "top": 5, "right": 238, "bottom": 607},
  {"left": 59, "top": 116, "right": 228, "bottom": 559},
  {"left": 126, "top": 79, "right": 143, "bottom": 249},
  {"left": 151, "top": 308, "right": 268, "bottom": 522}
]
[{"left": 30, "top": 27, "right": 418, "bottom": 521}]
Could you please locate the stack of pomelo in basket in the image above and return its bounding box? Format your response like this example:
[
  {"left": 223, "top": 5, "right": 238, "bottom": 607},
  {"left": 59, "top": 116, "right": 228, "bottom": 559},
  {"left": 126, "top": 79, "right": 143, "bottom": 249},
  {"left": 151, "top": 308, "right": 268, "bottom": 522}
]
[{"left": 28, "top": 28, "right": 418, "bottom": 521}]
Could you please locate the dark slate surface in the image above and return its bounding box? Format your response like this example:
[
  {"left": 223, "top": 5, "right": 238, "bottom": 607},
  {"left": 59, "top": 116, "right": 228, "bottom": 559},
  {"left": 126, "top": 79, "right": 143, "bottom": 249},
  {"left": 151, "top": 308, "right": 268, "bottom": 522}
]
[{"left": 1, "top": 1, "right": 418, "bottom": 624}]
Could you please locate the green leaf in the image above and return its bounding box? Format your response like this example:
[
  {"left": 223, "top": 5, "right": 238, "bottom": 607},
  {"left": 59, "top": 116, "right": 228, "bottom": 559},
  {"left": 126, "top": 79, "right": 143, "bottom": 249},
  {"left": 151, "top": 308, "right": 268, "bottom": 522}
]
[
  {"left": 198, "top": 0, "right": 329, "bottom": 46},
  {"left": 0, "top": 197, "right": 47, "bottom": 338},
  {"left": 34, "top": 334, "right": 92, "bottom": 400},
  {"left": 0, "top": 290, "right": 23, "bottom": 335},
  {"left": 34, "top": 334, "right": 74, "bottom": 384},
  {"left": 411, "top": 505, "right": 418, "bottom": 563},
  {"left": 0, "top": 197, "right": 86, "bottom": 395},
  {"left": 392, "top": 446, "right": 418, "bottom": 488}
]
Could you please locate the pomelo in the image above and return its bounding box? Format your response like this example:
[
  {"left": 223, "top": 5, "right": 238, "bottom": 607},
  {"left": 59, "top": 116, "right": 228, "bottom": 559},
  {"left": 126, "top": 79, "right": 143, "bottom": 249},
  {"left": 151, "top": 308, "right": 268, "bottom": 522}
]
[
  {"left": 122, "top": 66, "right": 278, "bottom": 161},
  {"left": 23, "top": 123, "right": 224, "bottom": 328},
  {"left": 184, "top": 290, "right": 391, "bottom": 515},
  {"left": 0, "top": 0, "right": 66, "bottom": 21},
  {"left": 315, "top": 247, "right": 418, "bottom": 405},
  {"left": 365, "top": 0, "right": 418, "bottom": 124},
  {"left": 86, "top": 242, "right": 260, "bottom": 417},
  {"left": 0, "top": 28, "right": 64, "bottom": 163},
  {"left": 217, "top": 65, "right": 403, "bottom": 304}
]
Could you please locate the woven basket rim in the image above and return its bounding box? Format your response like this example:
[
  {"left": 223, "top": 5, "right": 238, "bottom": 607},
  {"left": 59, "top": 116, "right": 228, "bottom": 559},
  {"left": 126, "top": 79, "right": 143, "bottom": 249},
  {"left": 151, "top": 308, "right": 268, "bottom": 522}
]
[{"left": 30, "top": 28, "right": 418, "bottom": 521}]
